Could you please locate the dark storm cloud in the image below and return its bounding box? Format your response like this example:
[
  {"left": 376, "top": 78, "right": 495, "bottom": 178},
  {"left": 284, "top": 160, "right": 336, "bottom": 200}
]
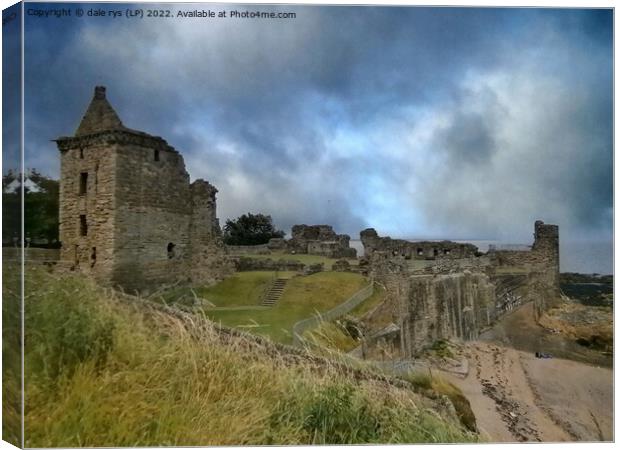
[
  {"left": 19, "top": 4, "right": 612, "bottom": 271},
  {"left": 436, "top": 110, "right": 497, "bottom": 166},
  {"left": 3, "top": 3, "right": 22, "bottom": 172}
]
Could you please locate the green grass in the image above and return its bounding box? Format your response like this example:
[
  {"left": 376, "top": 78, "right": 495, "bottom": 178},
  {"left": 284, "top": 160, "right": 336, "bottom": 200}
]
[
  {"left": 301, "top": 283, "right": 389, "bottom": 354},
  {"left": 204, "top": 272, "right": 368, "bottom": 344},
  {"left": 430, "top": 340, "right": 454, "bottom": 359},
  {"left": 303, "top": 320, "right": 360, "bottom": 354},
  {"left": 3, "top": 262, "right": 22, "bottom": 446},
  {"left": 16, "top": 267, "right": 476, "bottom": 446},
  {"left": 242, "top": 252, "right": 359, "bottom": 269},
  {"left": 161, "top": 271, "right": 296, "bottom": 307},
  {"left": 349, "top": 283, "right": 387, "bottom": 318},
  {"left": 405, "top": 372, "right": 477, "bottom": 432}
]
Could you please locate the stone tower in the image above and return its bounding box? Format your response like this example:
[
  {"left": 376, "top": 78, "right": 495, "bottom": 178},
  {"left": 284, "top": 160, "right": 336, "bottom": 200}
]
[{"left": 56, "top": 86, "right": 230, "bottom": 292}]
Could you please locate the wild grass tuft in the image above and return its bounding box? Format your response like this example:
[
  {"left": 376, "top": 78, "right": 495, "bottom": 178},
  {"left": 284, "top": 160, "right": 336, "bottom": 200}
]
[{"left": 405, "top": 371, "right": 477, "bottom": 432}]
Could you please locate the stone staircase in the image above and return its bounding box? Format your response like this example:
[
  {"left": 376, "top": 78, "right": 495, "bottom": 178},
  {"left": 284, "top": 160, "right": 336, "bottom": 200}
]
[{"left": 261, "top": 278, "right": 288, "bottom": 306}]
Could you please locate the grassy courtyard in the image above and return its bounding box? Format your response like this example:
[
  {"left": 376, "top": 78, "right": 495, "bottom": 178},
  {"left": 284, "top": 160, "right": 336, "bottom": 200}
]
[{"left": 202, "top": 271, "right": 369, "bottom": 344}]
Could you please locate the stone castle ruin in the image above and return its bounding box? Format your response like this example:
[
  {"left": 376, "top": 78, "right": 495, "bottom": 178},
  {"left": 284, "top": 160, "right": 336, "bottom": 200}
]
[
  {"left": 55, "top": 86, "right": 230, "bottom": 291},
  {"left": 361, "top": 221, "right": 561, "bottom": 358},
  {"left": 53, "top": 87, "right": 562, "bottom": 357},
  {"left": 268, "top": 224, "right": 357, "bottom": 259},
  {"left": 360, "top": 228, "right": 479, "bottom": 260}
]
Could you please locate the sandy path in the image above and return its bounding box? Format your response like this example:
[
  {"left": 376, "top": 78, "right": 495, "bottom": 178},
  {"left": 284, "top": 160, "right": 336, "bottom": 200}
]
[
  {"left": 520, "top": 353, "right": 613, "bottom": 441},
  {"left": 440, "top": 302, "right": 613, "bottom": 442},
  {"left": 444, "top": 342, "right": 571, "bottom": 442}
]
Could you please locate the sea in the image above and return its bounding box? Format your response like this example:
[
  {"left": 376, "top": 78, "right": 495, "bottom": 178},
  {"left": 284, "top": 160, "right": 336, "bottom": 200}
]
[{"left": 349, "top": 239, "right": 613, "bottom": 276}]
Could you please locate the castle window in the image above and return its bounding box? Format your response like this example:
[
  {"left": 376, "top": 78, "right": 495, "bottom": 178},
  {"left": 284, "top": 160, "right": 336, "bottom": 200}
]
[
  {"left": 90, "top": 247, "right": 96, "bottom": 267},
  {"left": 79, "top": 148, "right": 84, "bottom": 159},
  {"left": 167, "top": 242, "right": 175, "bottom": 259},
  {"left": 417, "top": 248, "right": 423, "bottom": 256},
  {"left": 79, "top": 172, "right": 88, "bottom": 195},
  {"left": 79, "top": 215, "right": 88, "bottom": 236},
  {"left": 444, "top": 249, "right": 451, "bottom": 255},
  {"left": 154, "top": 149, "right": 160, "bottom": 162},
  {"left": 433, "top": 248, "right": 438, "bottom": 257}
]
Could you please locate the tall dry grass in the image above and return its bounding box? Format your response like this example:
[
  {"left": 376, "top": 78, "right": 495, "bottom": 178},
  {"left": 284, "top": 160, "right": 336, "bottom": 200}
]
[{"left": 19, "top": 267, "right": 476, "bottom": 446}]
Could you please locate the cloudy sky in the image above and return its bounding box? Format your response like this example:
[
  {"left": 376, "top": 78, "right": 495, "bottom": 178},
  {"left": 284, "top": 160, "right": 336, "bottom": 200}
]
[{"left": 5, "top": 3, "right": 613, "bottom": 272}]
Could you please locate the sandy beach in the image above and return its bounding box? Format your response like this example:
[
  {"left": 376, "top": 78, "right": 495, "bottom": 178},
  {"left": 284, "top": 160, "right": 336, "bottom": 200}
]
[{"left": 442, "top": 303, "right": 613, "bottom": 443}]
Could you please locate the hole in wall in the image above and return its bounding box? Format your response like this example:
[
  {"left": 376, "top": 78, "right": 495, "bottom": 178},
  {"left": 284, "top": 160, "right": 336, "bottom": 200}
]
[
  {"left": 79, "top": 215, "right": 88, "bottom": 236},
  {"left": 79, "top": 172, "right": 88, "bottom": 195}
]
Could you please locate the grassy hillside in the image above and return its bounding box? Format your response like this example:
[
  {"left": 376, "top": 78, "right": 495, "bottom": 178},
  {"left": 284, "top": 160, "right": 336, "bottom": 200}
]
[
  {"left": 11, "top": 267, "right": 476, "bottom": 446},
  {"left": 302, "top": 283, "right": 389, "bottom": 353}
]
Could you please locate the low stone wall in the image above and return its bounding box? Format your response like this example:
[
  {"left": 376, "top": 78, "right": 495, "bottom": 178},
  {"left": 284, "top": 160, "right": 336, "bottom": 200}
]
[
  {"left": 292, "top": 283, "right": 374, "bottom": 346},
  {"left": 226, "top": 244, "right": 271, "bottom": 255},
  {"left": 3, "top": 247, "right": 60, "bottom": 262},
  {"left": 233, "top": 256, "right": 305, "bottom": 272}
]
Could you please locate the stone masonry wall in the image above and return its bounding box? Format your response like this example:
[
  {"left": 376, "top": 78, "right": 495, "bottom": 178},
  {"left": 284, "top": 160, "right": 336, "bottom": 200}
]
[
  {"left": 399, "top": 273, "right": 497, "bottom": 357},
  {"left": 58, "top": 138, "right": 117, "bottom": 284},
  {"left": 111, "top": 141, "right": 193, "bottom": 289},
  {"left": 360, "top": 228, "right": 478, "bottom": 260},
  {"left": 362, "top": 221, "right": 561, "bottom": 355}
]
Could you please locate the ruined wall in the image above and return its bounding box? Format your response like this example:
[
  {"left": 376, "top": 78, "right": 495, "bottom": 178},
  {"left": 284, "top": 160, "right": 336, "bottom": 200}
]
[
  {"left": 399, "top": 273, "right": 497, "bottom": 357},
  {"left": 360, "top": 228, "right": 478, "bottom": 260},
  {"left": 111, "top": 138, "right": 193, "bottom": 289},
  {"left": 188, "top": 180, "right": 232, "bottom": 285},
  {"left": 362, "top": 221, "right": 561, "bottom": 355},
  {"left": 488, "top": 221, "right": 560, "bottom": 317},
  {"left": 277, "top": 224, "right": 357, "bottom": 258}
]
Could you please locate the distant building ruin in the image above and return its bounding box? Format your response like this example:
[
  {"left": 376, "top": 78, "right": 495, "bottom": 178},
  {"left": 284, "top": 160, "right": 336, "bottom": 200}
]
[
  {"left": 55, "top": 86, "right": 231, "bottom": 291},
  {"left": 360, "top": 228, "right": 479, "bottom": 260},
  {"left": 269, "top": 224, "right": 357, "bottom": 258}
]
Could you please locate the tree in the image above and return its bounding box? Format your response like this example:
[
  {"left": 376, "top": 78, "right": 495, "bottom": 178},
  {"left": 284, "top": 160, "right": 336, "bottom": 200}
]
[
  {"left": 223, "top": 213, "right": 285, "bottom": 246},
  {"left": 3, "top": 170, "right": 60, "bottom": 247}
]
